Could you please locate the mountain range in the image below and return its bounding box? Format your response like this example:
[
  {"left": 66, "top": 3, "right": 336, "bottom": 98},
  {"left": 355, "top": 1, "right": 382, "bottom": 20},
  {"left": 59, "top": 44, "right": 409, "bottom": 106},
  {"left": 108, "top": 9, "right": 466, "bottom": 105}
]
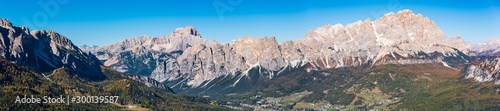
[
  {"left": 1, "top": 9, "right": 500, "bottom": 110},
  {"left": 0, "top": 19, "right": 104, "bottom": 80},
  {"left": 81, "top": 10, "right": 497, "bottom": 94},
  {"left": 469, "top": 38, "right": 500, "bottom": 56},
  {"left": 0, "top": 18, "right": 233, "bottom": 110}
]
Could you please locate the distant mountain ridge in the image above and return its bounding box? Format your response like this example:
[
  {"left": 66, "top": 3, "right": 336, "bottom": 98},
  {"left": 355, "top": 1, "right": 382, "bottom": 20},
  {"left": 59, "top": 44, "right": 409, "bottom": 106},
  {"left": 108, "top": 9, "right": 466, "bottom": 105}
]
[
  {"left": 1, "top": 9, "right": 498, "bottom": 110},
  {"left": 81, "top": 10, "right": 481, "bottom": 94},
  {"left": 0, "top": 19, "right": 105, "bottom": 81}
]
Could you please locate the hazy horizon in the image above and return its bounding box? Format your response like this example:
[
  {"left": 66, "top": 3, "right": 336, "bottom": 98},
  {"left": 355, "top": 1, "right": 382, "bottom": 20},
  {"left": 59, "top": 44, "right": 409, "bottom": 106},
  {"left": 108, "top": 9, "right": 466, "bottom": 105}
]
[{"left": 1, "top": 0, "right": 499, "bottom": 46}]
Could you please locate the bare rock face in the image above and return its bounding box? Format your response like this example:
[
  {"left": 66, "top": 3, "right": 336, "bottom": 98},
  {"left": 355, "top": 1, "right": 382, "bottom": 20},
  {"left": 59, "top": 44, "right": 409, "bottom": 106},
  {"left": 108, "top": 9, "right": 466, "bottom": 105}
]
[
  {"left": 279, "top": 41, "right": 309, "bottom": 67},
  {"left": 446, "top": 35, "right": 469, "bottom": 53},
  {"left": 300, "top": 10, "right": 447, "bottom": 52},
  {"left": 463, "top": 57, "right": 500, "bottom": 85},
  {"left": 0, "top": 19, "right": 12, "bottom": 27},
  {"left": 126, "top": 74, "right": 174, "bottom": 92},
  {"left": 0, "top": 18, "right": 176, "bottom": 92},
  {"left": 0, "top": 19, "right": 105, "bottom": 81},
  {"left": 88, "top": 10, "right": 472, "bottom": 93},
  {"left": 233, "top": 37, "right": 286, "bottom": 71}
]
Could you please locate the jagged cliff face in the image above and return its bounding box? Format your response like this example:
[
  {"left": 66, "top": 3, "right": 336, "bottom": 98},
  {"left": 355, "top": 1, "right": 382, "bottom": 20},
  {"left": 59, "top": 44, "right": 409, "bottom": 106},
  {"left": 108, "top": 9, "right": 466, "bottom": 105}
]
[
  {"left": 296, "top": 10, "right": 474, "bottom": 72},
  {"left": 85, "top": 10, "right": 472, "bottom": 93},
  {"left": 463, "top": 57, "right": 500, "bottom": 85},
  {"left": 0, "top": 19, "right": 105, "bottom": 81},
  {"left": 299, "top": 10, "right": 467, "bottom": 67}
]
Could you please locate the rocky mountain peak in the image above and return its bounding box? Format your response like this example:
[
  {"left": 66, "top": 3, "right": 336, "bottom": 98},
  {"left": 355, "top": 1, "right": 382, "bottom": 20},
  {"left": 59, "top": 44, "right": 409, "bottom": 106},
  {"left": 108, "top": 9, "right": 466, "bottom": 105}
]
[
  {"left": 174, "top": 26, "right": 200, "bottom": 36},
  {"left": 447, "top": 35, "right": 466, "bottom": 45},
  {"left": 300, "top": 9, "right": 450, "bottom": 52},
  {"left": 449, "top": 35, "right": 463, "bottom": 40},
  {"left": 482, "top": 37, "right": 500, "bottom": 45},
  {"left": 31, "top": 30, "right": 77, "bottom": 50},
  {"left": 0, "top": 20, "right": 105, "bottom": 81},
  {"left": 379, "top": 9, "right": 433, "bottom": 26},
  {"left": 86, "top": 10, "right": 474, "bottom": 93},
  {"left": 446, "top": 35, "right": 469, "bottom": 52},
  {"left": 0, "top": 19, "right": 12, "bottom": 27},
  {"left": 463, "top": 57, "right": 500, "bottom": 85},
  {"left": 121, "top": 36, "right": 151, "bottom": 46}
]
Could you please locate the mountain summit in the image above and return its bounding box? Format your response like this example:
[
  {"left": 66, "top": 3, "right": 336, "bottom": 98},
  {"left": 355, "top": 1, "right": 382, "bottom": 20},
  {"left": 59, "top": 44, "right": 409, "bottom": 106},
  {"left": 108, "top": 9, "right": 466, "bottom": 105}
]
[
  {"left": 300, "top": 9, "right": 459, "bottom": 52},
  {"left": 0, "top": 19, "right": 105, "bottom": 80},
  {"left": 0, "top": 19, "right": 12, "bottom": 27},
  {"left": 470, "top": 38, "right": 500, "bottom": 56},
  {"left": 174, "top": 26, "right": 200, "bottom": 36},
  {"left": 83, "top": 10, "right": 473, "bottom": 94}
]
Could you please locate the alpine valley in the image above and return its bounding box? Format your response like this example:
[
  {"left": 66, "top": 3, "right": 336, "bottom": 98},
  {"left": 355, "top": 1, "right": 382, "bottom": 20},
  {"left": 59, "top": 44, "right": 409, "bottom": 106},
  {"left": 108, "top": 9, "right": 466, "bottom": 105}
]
[{"left": 1, "top": 9, "right": 500, "bottom": 110}]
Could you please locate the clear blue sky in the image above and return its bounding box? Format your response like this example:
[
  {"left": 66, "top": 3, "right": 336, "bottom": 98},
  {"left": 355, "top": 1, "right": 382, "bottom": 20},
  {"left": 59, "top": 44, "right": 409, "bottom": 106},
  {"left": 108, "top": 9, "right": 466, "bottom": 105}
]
[{"left": 1, "top": 0, "right": 499, "bottom": 46}]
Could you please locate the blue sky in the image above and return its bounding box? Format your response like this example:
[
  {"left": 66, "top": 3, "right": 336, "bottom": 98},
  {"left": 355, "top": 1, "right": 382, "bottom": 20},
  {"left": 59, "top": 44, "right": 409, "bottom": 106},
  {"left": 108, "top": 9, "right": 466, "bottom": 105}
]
[{"left": 0, "top": 0, "right": 499, "bottom": 46}]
